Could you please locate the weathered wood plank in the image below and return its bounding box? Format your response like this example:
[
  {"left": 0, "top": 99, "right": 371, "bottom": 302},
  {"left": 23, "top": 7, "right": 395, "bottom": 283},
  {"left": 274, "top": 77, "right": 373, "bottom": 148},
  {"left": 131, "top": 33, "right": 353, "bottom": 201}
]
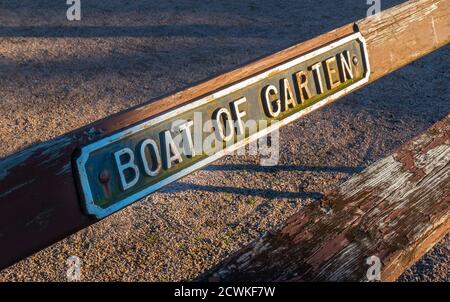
[
  {"left": 0, "top": 0, "right": 448, "bottom": 270},
  {"left": 357, "top": 0, "right": 449, "bottom": 81},
  {"left": 197, "top": 115, "right": 450, "bottom": 282}
]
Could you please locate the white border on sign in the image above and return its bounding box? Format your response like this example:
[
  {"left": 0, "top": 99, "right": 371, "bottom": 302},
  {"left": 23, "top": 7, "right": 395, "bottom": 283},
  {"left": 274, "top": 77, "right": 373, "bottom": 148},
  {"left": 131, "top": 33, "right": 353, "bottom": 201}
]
[{"left": 76, "top": 32, "right": 371, "bottom": 219}]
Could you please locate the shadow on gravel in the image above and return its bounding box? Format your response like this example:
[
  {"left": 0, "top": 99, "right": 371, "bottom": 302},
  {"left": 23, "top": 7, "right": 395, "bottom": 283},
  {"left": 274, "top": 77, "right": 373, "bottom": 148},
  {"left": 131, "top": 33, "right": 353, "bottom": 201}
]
[
  {"left": 0, "top": 25, "right": 286, "bottom": 38},
  {"left": 0, "top": 0, "right": 405, "bottom": 39},
  {"left": 161, "top": 182, "right": 323, "bottom": 200}
]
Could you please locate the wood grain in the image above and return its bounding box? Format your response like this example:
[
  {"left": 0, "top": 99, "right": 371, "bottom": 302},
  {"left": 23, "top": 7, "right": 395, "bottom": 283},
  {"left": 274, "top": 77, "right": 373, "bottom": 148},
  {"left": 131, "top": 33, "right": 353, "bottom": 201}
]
[
  {"left": 197, "top": 115, "right": 450, "bottom": 282},
  {"left": 0, "top": 0, "right": 448, "bottom": 270},
  {"left": 357, "top": 0, "right": 450, "bottom": 81}
]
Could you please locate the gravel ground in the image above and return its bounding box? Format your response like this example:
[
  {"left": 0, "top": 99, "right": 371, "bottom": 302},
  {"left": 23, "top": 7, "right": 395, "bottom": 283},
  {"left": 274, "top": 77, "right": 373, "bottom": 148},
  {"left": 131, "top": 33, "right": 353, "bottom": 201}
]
[{"left": 0, "top": 0, "right": 448, "bottom": 281}]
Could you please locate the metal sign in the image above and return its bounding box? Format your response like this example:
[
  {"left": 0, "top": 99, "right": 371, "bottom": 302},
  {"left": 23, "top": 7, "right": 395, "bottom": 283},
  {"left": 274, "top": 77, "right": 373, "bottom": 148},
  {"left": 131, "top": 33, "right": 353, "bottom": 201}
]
[{"left": 75, "top": 32, "right": 370, "bottom": 218}]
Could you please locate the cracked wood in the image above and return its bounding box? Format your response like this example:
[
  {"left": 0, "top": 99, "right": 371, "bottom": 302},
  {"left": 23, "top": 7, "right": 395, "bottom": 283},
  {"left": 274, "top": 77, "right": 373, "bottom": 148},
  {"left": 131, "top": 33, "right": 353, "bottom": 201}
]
[
  {"left": 0, "top": 0, "right": 448, "bottom": 270},
  {"left": 198, "top": 115, "right": 450, "bottom": 281}
]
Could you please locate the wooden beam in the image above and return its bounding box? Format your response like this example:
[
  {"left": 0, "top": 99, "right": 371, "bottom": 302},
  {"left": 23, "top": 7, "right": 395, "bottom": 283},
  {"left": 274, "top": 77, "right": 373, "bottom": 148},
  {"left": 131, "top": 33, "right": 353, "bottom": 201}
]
[
  {"left": 0, "top": 0, "right": 448, "bottom": 270},
  {"left": 197, "top": 115, "right": 450, "bottom": 282}
]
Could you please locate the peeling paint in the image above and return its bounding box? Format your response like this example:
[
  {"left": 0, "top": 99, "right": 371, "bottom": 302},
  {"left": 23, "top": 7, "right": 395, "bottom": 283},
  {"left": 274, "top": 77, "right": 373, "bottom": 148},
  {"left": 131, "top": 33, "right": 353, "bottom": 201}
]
[{"left": 0, "top": 179, "right": 35, "bottom": 199}]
